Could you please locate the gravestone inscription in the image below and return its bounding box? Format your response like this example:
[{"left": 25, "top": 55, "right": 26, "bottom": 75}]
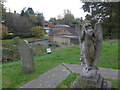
[{"left": 19, "top": 40, "right": 35, "bottom": 74}]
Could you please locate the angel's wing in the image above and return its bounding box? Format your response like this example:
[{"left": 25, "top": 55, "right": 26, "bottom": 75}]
[
  {"left": 94, "top": 23, "right": 103, "bottom": 41},
  {"left": 93, "top": 23, "right": 103, "bottom": 66}
]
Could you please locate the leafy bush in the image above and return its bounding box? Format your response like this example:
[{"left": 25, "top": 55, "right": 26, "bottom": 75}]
[
  {"left": 20, "top": 33, "right": 33, "bottom": 38},
  {"left": 2, "top": 44, "right": 20, "bottom": 62},
  {"left": 54, "top": 42, "right": 60, "bottom": 47},
  {"left": 5, "top": 34, "right": 16, "bottom": 39},
  {"left": 5, "top": 33, "right": 33, "bottom": 39},
  {"left": 32, "top": 26, "right": 45, "bottom": 38},
  {"left": 2, "top": 39, "right": 46, "bottom": 62},
  {"left": 32, "top": 44, "right": 46, "bottom": 56},
  {"left": 0, "top": 24, "right": 8, "bottom": 39}
]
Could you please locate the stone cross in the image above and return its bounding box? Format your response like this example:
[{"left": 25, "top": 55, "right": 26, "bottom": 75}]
[{"left": 19, "top": 40, "right": 35, "bottom": 74}]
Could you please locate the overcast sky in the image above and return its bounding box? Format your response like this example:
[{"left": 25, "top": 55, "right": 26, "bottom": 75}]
[{"left": 4, "top": 0, "right": 87, "bottom": 20}]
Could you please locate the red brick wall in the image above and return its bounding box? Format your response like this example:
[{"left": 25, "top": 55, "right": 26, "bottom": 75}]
[
  {"left": 49, "top": 35, "right": 54, "bottom": 42},
  {"left": 57, "top": 29, "right": 71, "bottom": 35},
  {"left": 53, "top": 27, "right": 66, "bottom": 30}
]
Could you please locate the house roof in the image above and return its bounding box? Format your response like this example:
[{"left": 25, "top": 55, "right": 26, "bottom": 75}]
[
  {"left": 53, "top": 25, "right": 70, "bottom": 28},
  {"left": 60, "top": 35, "right": 78, "bottom": 38},
  {"left": 49, "top": 29, "right": 61, "bottom": 36},
  {"left": 49, "top": 27, "right": 78, "bottom": 36},
  {"left": 44, "top": 28, "right": 53, "bottom": 30},
  {"left": 66, "top": 28, "right": 78, "bottom": 36}
]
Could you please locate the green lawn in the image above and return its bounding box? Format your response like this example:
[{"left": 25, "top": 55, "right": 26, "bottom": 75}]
[
  {"left": 55, "top": 73, "right": 120, "bottom": 88},
  {"left": 56, "top": 73, "right": 79, "bottom": 88},
  {"left": 0, "top": 64, "right": 2, "bottom": 90},
  {"left": 99, "top": 40, "right": 119, "bottom": 69},
  {"left": 2, "top": 40, "right": 119, "bottom": 88},
  {"left": 2, "top": 39, "right": 13, "bottom": 45}
]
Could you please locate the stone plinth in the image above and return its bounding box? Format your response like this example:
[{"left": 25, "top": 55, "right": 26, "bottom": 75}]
[{"left": 71, "top": 73, "right": 112, "bottom": 89}]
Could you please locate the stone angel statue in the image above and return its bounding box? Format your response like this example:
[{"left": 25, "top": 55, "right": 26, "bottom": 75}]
[{"left": 78, "top": 20, "right": 103, "bottom": 78}]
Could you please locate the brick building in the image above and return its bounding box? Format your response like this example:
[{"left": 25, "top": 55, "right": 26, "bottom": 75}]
[{"left": 49, "top": 27, "right": 79, "bottom": 45}]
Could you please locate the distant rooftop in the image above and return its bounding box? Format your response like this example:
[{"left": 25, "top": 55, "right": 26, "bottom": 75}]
[
  {"left": 60, "top": 35, "right": 78, "bottom": 38},
  {"left": 44, "top": 28, "right": 52, "bottom": 30},
  {"left": 53, "top": 25, "right": 70, "bottom": 28}
]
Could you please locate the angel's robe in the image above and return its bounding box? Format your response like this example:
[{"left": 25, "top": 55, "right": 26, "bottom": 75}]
[{"left": 79, "top": 23, "right": 103, "bottom": 69}]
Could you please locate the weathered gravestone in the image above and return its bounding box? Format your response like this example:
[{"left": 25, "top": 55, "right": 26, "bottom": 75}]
[
  {"left": 12, "top": 36, "right": 21, "bottom": 45},
  {"left": 71, "top": 20, "right": 112, "bottom": 88},
  {"left": 19, "top": 40, "right": 35, "bottom": 74}
]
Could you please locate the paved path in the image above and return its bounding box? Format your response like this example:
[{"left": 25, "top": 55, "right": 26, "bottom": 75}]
[
  {"left": 29, "top": 40, "right": 49, "bottom": 47},
  {"left": 63, "top": 63, "right": 120, "bottom": 80},
  {"left": 20, "top": 64, "right": 70, "bottom": 88},
  {"left": 20, "top": 63, "right": 119, "bottom": 88}
]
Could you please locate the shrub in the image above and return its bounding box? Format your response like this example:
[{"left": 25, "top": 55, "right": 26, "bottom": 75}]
[
  {"left": 54, "top": 42, "right": 60, "bottom": 47},
  {"left": 32, "top": 26, "right": 45, "bottom": 38},
  {"left": 2, "top": 41, "right": 46, "bottom": 62},
  {"left": 2, "top": 42, "right": 9, "bottom": 46},
  {"left": 2, "top": 44, "right": 20, "bottom": 62},
  {"left": 20, "top": 33, "right": 33, "bottom": 38},
  {"left": 0, "top": 24, "right": 8, "bottom": 39},
  {"left": 32, "top": 44, "right": 46, "bottom": 56},
  {"left": 5, "top": 34, "right": 16, "bottom": 39}
]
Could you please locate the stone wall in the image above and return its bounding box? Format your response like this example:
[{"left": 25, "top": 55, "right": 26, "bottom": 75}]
[{"left": 49, "top": 35, "right": 54, "bottom": 42}]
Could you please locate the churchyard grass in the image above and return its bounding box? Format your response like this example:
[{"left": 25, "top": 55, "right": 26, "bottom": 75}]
[
  {"left": 104, "top": 78, "right": 120, "bottom": 88},
  {"left": 55, "top": 73, "right": 119, "bottom": 88},
  {"left": 99, "top": 40, "right": 119, "bottom": 69},
  {"left": 55, "top": 73, "right": 80, "bottom": 88},
  {"left": 2, "top": 40, "right": 119, "bottom": 88},
  {"left": 2, "top": 39, "right": 13, "bottom": 45},
  {"left": 0, "top": 64, "right": 2, "bottom": 89}
]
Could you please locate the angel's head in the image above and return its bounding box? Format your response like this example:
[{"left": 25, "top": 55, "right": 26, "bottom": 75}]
[{"left": 84, "top": 20, "right": 93, "bottom": 31}]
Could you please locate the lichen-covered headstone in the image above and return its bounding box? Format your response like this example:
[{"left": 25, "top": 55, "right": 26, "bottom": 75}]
[
  {"left": 19, "top": 40, "right": 35, "bottom": 74},
  {"left": 12, "top": 36, "right": 21, "bottom": 45}
]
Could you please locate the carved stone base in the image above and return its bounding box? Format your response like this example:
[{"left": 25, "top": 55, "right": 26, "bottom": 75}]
[
  {"left": 71, "top": 73, "right": 112, "bottom": 89},
  {"left": 102, "top": 80, "right": 112, "bottom": 89}
]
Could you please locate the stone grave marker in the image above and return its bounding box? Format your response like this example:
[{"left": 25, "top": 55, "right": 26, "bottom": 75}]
[
  {"left": 19, "top": 40, "right": 35, "bottom": 74},
  {"left": 12, "top": 36, "right": 21, "bottom": 45}
]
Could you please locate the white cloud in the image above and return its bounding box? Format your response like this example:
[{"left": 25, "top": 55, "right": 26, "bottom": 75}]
[{"left": 4, "top": 0, "right": 87, "bottom": 20}]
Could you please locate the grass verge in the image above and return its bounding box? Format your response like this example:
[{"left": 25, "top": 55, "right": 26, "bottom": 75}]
[
  {"left": 55, "top": 73, "right": 120, "bottom": 88},
  {"left": 104, "top": 78, "right": 120, "bottom": 88},
  {"left": 55, "top": 73, "right": 79, "bottom": 88}
]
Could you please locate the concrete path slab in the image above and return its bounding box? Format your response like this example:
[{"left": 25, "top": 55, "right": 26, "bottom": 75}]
[
  {"left": 20, "top": 63, "right": 119, "bottom": 88},
  {"left": 29, "top": 40, "right": 49, "bottom": 47},
  {"left": 20, "top": 64, "right": 70, "bottom": 88},
  {"left": 63, "top": 63, "right": 120, "bottom": 80}
]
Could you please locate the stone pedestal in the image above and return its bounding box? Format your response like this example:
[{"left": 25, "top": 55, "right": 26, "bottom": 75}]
[{"left": 71, "top": 73, "right": 112, "bottom": 89}]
